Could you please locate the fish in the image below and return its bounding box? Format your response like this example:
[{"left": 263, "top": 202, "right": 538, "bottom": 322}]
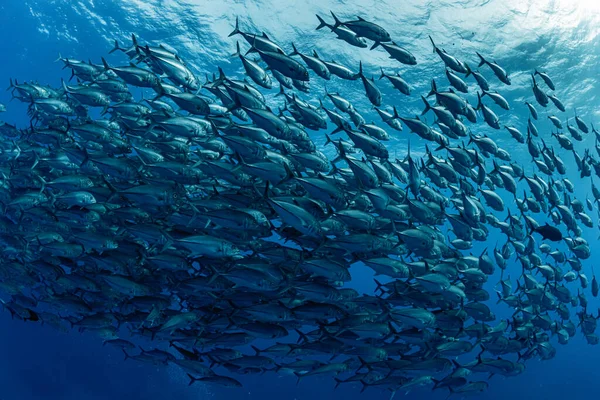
[
  {"left": 315, "top": 14, "right": 368, "bottom": 48},
  {"left": 357, "top": 61, "right": 382, "bottom": 106},
  {"left": 371, "top": 41, "right": 417, "bottom": 65},
  {"left": 534, "top": 69, "right": 555, "bottom": 90},
  {"left": 0, "top": 14, "right": 595, "bottom": 400},
  {"left": 477, "top": 52, "right": 511, "bottom": 85},
  {"left": 330, "top": 12, "right": 392, "bottom": 47},
  {"left": 429, "top": 36, "right": 468, "bottom": 73},
  {"left": 530, "top": 223, "right": 563, "bottom": 242}
]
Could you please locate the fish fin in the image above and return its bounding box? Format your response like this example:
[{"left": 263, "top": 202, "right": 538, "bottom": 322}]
[
  {"left": 100, "top": 57, "right": 111, "bottom": 72},
  {"left": 228, "top": 16, "right": 241, "bottom": 37},
  {"left": 476, "top": 51, "right": 486, "bottom": 67},
  {"left": 315, "top": 14, "right": 330, "bottom": 30},
  {"left": 330, "top": 11, "right": 342, "bottom": 28},
  {"left": 427, "top": 79, "right": 437, "bottom": 97},
  {"left": 428, "top": 35, "right": 436, "bottom": 52},
  {"left": 289, "top": 42, "right": 299, "bottom": 57},
  {"left": 109, "top": 40, "right": 121, "bottom": 54},
  {"left": 231, "top": 41, "right": 241, "bottom": 58},
  {"left": 421, "top": 95, "right": 431, "bottom": 115},
  {"left": 464, "top": 62, "right": 472, "bottom": 77}
]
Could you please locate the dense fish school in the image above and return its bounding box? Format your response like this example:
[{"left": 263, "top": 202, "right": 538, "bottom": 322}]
[{"left": 1, "top": 12, "right": 599, "bottom": 397}]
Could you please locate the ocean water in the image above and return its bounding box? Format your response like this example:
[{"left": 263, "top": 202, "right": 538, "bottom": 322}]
[{"left": 1, "top": 0, "right": 600, "bottom": 399}]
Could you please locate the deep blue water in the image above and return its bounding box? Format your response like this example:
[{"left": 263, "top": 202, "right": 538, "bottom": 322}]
[{"left": 2, "top": 0, "right": 600, "bottom": 399}]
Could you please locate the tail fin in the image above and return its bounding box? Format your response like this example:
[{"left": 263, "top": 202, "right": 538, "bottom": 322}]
[
  {"left": 330, "top": 11, "right": 342, "bottom": 29},
  {"left": 109, "top": 40, "right": 121, "bottom": 54},
  {"left": 315, "top": 14, "right": 330, "bottom": 30},
  {"left": 333, "top": 377, "right": 343, "bottom": 389},
  {"left": 231, "top": 41, "right": 241, "bottom": 58},
  {"left": 228, "top": 16, "right": 241, "bottom": 37},
  {"left": 325, "top": 134, "right": 333, "bottom": 146},
  {"left": 359, "top": 379, "right": 370, "bottom": 394},
  {"left": 428, "top": 35, "right": 436, "bottom": 53},
  {"left": 465, "top": 62, "right": 472, "bottom": 77},
  {"left": 289, "top": 42, "right": 299, "bottom": 57},
  {"left": 101, "top": 57, "right": 111, "bottom": 72},
  {"left": 357, "top": 60, "right": 364, "bottom": 79},
  {"left": 245, "top": 34, "right": 259, "bottom": 55},
  {"left": 476, "top": 51, "right": 486, "bottom": 67},
  {"left": 187, "top": 374, "right": 200, "bottom": 386},
  {"left": 61, "top": 79, "right": 71, "bottom": 94},
  {"left": 251, "top": 345, "right": 261, "bottom": 356},
  {"left": 427, "top": 79, "right": 437, "bottom": 97},
  {"left": 379, "top": 67, "right": 386, "bottom": 80},
  {"left": 421, "top": 95, "right": 432, "bottom": 115},
  {"left": 152, "top": 81, "right": 166, "bottom": 101},
  {"left": 275, "top": 85, "right": 286, "bottom": 97}
]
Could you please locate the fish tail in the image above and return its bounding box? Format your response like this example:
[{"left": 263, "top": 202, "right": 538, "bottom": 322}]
[
  {"left": 464, "top": 62, "right": 472, "bottom": 76},
  {"left": 379, "top": 67, "right": 386, "bottom": 80},
  {"left": 420, "top": 95, "right": 431, "bottom": 115},
  {"left": 289, "top": 42, "right": 299, "bottom": 56},
  {"left": 428, "top": 35, "right": 436, "bottom": 53},
  {"left": 61, "top": 78, "right": 71, "bottom": 95},
  {"left": 245, "top": 34, "right": 259, "bottom": 56},
  {"left": 467, "top": 132, "right": 475, "bottom": 146},
  {"left": 109, "top": 40, "right": 121, "bottom": 54},
  {"left": 426, "top": 79, "right": 437, "bottom": 97},
  {"left": 275, "top": 85, "right": 285, "bottom": 97},
  {"left": 315, "top": 14, "right": 330, "bottom": 30},
  {"left": 228, "top": 16, "right": 241, "bottom": 37},
  {"left": 100, "top": 57, "right": 111, "bottom": 72},
  {"left": 359, "top": 379, "right": 369, "bottom": 393},
  {"left": 152, "top": 81, "right": 165, "bottom": 101},
  {"left": 187, "top": 373, "right": 199, "bottom": 386},
  {"left": 476, "top": 51, "right": 486, "bottom": 67},
  {"left": 131, "top": 34, "right": 139, "bottom": 50},
  {"left": 231, "top": 41, "right": 241, "bottom": 58},
  {"left": 333, "top": 377, "right": 343, "bottom": 389},
  {"left": 54, "top": 53, "right": 63, "bottom": 63},
  {"left": 330, "top": 11, "right": 342, "bottom": 29}
]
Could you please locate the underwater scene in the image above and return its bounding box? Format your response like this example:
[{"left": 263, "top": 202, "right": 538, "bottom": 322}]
[{"left": 1, "top": 0, "right": 600, "bottom": 399}]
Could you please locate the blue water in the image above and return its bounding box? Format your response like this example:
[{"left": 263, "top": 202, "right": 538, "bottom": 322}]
[{"left": 2, "top": 0, "right": 600, "bottom": 399}]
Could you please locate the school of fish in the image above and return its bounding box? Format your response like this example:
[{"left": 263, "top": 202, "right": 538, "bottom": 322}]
[{"left": 1, "top": 12, "right": 600, "bottom": 397}]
